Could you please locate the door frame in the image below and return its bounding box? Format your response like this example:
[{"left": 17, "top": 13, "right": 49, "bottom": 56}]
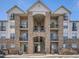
[{"left": 33, "top": 37, "right": 45, "bottom": 53}]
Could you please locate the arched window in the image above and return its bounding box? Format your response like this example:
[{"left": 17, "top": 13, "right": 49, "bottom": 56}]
[
  {"left": 50, "top": 20, "right": 58, "bottom": 28},
  {"left": 50, "top": 22, "right": 55, "bottom": 28}
]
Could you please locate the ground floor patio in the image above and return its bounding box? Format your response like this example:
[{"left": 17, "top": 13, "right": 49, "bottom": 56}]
[{"left": 0, "top": 39, "right": 79, "bottom": 55}]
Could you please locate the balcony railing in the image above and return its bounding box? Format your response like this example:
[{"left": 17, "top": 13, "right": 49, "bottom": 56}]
[
  {"left": 51, "top": 39, "right": 58, "bottom": 41},
  {"left": 20, "top": 25, "right": 28, "bottom": 28},
  {"left": 10, "top": 37, "right": 15, "bottom": 40},
  {"left": 33, "top": 26, "right": 45, "bottom": 32},
  {"left": 51, "top": 36, "right": 58, "bottom": 41},
  {"left": 50, "top": 24, "right": 58, "bottom": 28},
  {"left": 19, "top": 37, "right": 28, "bottom": 41},
  {"left": 0, "top": 26, "right": 6, "bottom": 31}
]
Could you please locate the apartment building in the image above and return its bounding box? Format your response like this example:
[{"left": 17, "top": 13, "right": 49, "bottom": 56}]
[
  {"left": 0, "top": 21, "right": 7, "bottom": 47},
  {"left": 0, "top": 0, "right": 79, "bottom": 54}
]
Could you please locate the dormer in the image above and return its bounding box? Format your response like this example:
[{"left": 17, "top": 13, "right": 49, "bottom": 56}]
[
  {"left": 55, "top": 5, "right": 71, "bottom": 14},
  {"left": 26, "top": 1, "right": 52, "bottom": 15},
  {"left": 6, "top": 5, "right": 24, "bottom": 20},
  {"left": 55, "top": 5, "right": 71, "bottom": 21}
]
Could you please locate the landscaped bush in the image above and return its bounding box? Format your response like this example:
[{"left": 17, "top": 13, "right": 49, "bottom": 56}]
[{"left": 62, "top": 49, "right": 78, "bottom": 55}]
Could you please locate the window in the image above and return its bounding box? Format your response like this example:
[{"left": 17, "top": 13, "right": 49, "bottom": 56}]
[
  {"left": 10, "top": 14, "right": 15, "bottom": 20},
  {"left": 50, "top": 32, "right": 57, "bottom": 41},
  {"left": 72, "top": 36, "right": 77, "bottom": 39},
  {"left": 63, "top": 33, "right": 68, "bottom": 40},
  {"left": 0, "top": 22, "right": 6, "bottom": 31},
  {"left": 72, "top": 43, "right": 77, "bottom": 48},
  {"left": 63, "top": 44, "right": 69, "bottom": 48},
  {"left": 72, "top": 32, "right": 77, "bottom": 39},
  {"left": 64, "top": 22, "right": 68, "bottom": 25},
  {"left": 2, "top": 26, "right": 6, "bottom": 31},
  {"left": 64, "top": 14, "right": 68, "bottom": 20},
  {"left": 2, "top": 22, "right": 6, "bottom": 31},
  {"left": 72, "top": 22, "right": 77, "bottom": 31},
  {"left": 64, "top": 25, "right": 68, "bottom": 29},
  {"left": 51, "top": 43, "right": 58, "bottom": 49},
  {"left": 0, "top": 22, "right": 1, "bottom": 26},
  {"left": 20, "top": 32, "right": 28, "bottom": 41},
  {"left": 33, "top": 26, "right": 45, "bottom": 32},
  {"left": 20, "top": 20, "right": 28, "bottom": 28},
  {"left": 0, "top": 36, "right": 6, "bottom": 39},
  {"left": 0, "top": 44, "right": 6, "bottom": 49},
  {"left": 50, "top": 22, "right": 58, "bottom": 28},
  {"left": 50, "top": 20, "right": 58, "bottom": 28},
  {"left": 0, "top": 22, "right": 1, "bottom": 31},
  {"left": 63, "top": 36, "right": 68, "bottom": 40},
  {"left": 10, "top": 44, "right": 16, "bottom": 48},
  {"left": 10, "top": 33, "right": 16, "bottom": 39},
  {"left": 50, "top": 22, "right": 55, "bottom": 28},
  {"left": 63, "top": 22, "right": 68, "bottom": 29},
  {"left": 63, "top": 44, "right": 66, "bottom": 48},
  {"left": 3, "top": 44, "right": 7, "bottom": 49},
  {"left": 51, "top": 44, "right": 56, "bottom": 49},
  {"left": 10, "top": 24, "right": 15, "bottom": 28}
]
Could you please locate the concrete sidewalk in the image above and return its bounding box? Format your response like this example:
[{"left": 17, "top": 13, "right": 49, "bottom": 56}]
[{"left": 5, "top": 54, "right": 79, "bottom": 58}]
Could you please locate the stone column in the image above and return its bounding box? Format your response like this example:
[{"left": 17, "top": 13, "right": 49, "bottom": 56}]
[
  {"left": 77, "top": 39, "right": 79, "bottom": 50},
  {"left": 45, "top": 12, "right": 50, "bottom": 54},
  {"left": 15, "top": 15, "right": 20, "bottom": 51},
  {"left": 28, "top": 12, "right": 34, "bottom": 54},
  {"left": 58, "top": 15, "right": 64, "bottom": 54}
]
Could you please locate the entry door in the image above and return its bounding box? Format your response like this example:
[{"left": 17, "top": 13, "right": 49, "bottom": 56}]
[
  {"left": 51, "top": 43, "right": 58, "bottom": 54},
  {"left": 34, "top": 44, "right": 38, "bottom": 53},
  {"left": 33, "top": 37, "right": 45, "bottom": 53},
  {"left": 34, "top": 43, "right": 41, "bottom": 53},
  {"left": 21, "top": 43, "right": 28, "bottom": 53},
  {"left": 24, "top": 44, "right": 27, "bottom": 52}
]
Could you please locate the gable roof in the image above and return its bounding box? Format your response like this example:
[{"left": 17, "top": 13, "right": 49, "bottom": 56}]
[
  {"left": 27, "top": 0, "right": 52, "bottom": 12},
  {"left": 6, "top": 5, "right": 24, "bottom": 13},
  {"left": 55, "top": 5, "right": 71, "bottom": 14}
]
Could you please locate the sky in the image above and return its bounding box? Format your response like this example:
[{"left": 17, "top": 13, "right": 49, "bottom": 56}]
[{"left": 0, "top": 0, "right": 79, "bottom": 21}]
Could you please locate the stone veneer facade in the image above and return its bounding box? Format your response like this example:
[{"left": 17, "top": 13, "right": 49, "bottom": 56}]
[{"left": 0, "top": 1, "right": 79, "bottom": 55}]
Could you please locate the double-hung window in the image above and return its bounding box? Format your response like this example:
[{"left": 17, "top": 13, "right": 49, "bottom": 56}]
[
  {"left": 10, "top": 33, "right": 16, "bottom": 39},
  {"left": 72, "top": 22, "right": 77, "bottom": 31}
]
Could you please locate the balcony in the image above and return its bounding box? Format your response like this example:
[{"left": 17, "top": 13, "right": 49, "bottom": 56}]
[
  {"left": 19, "top": 37, "right": 28, "bottom": 41},
  {"left": 50, "top": 24, "right": 58, "bottom": 30},
  {"left": 20, "top": 20, "right": 28, "bottom": 30},
  {"left": 0, "top": 26, "right": 6, "bottom": 31},
  {"left": 20, "top": 25, "right": 28, "bottom": 28},
  {"left": 33, "top": 26, "right": 45, "bottom": 32},
  {"left": 50, "top": 36, "right": 59, "bottom": 42},
  {"left": 51, "top": 39, "right": 59, "bottom": 42},
  {"left": 10, "top": 37, "right": 15, "bottom": 40},
  {"left": 20, "top": 25, "right": 28, "bottom": 30}
]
